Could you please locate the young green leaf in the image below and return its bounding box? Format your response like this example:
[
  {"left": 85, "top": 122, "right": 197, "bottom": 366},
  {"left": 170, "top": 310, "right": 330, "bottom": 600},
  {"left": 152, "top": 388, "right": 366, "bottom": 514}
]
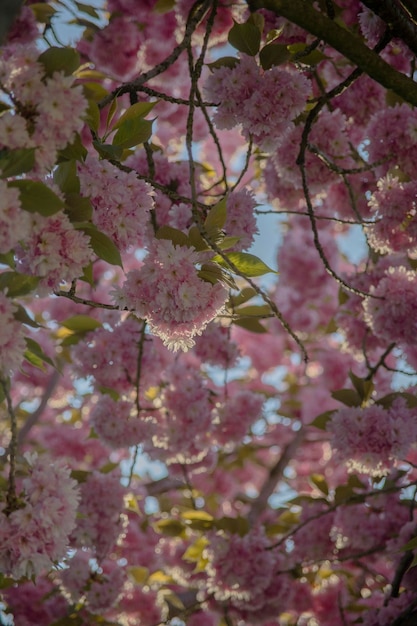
[
  {"left": 38, "top": 47, "right": 80, "bottom": 77},
  {"left": 112, "top": 118, "right": 153, "bottom": 150},
  {"left": 0, "top": 148, "right": 35, "bottom": 178},
  {"left": 8, "top": 180, "right": 65, "bottom": 216},
  {"left": 228, "top": 20, "right": 261, "bottom": 56},
  {"left": 79, "top": 225, "right": 123, "bottom": 267},
  {"left": 213, "top": 252, "right": 277, "bottom": 277},
  {"left": 113, "top": 102, "right": 158, "bottom": 131}
]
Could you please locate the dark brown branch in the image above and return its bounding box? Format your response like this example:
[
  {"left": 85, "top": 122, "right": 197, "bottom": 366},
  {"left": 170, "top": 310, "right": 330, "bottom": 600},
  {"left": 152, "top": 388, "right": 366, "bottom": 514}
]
[
  {"left": 249, "top": 0, "right": 417, "bottom": 106},
  {"left": 361, "top": 0, "right": 417, "bottom": 57}
]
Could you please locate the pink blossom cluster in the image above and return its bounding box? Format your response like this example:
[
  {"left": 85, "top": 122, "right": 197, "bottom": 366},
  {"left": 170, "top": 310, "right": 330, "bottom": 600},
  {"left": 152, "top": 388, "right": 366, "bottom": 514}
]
[
  {"left": 113, "top": 240, "right": 228, "bottom": 351},
  {"left": 126, "top": 151, "right": 197, "bottom": 228},
  {"left": 150, "top": 362, "right": 214, "bottom": 464},
  {"left": 214, "top": 390, "right": 264, "bottom": 446},
  {"left": 328, "top": 398, "right": 417, "bottom": 476},
  {"left": 363, "top": 266, "right": 417, "bottom": 346},
  {"left": 78, "top": 157, "right": 154, "bottom": 251},
  {"left": 71, "top": 471, "right": 126, "bottom": 560},
  {"left": 0, "top": 44, "right": 87, "bottom": 173},
  {"left": 0, "top": 181, "right": 31, "bottom": 253},
  {"left": 365, "top": 174, "right": 417, "bottom": 254},
  {"left": 206, "top": 526, "right": 291, "bottom": 616},
  {"left": 0, "top": 290, "right": 26, "bottom": 375},
  {"left": 366, "top": 103, "right": 417, "bottom": 180},
  {"left": 361, "top": 591, "right": 416, "bottom": 626},
  {"left": 2, "top": 577, "right": 68, "bottom": 626},
  {"left": 225, "top": 188, "right": 259, "bottom": 250},
  {"left": 15, "top": 211, "right": 93, "bottom": 292},
  {"left": 71, "top": 317, "right": 171, "bottom": 394},
  {"left": 204, "top": 55, "right": 310, "bottom": 150},
  {"left": 90, "top": 396, "right": 146, "bottom": 449},
  {"left": 59, "top": 549, "right": 125, "bottom": 613},
  {"left": 271, "top": 109, "right": 354, "bottom": 193},
  {"left": 0, "top": 454, "right": 79, "bottom": 579},
  {"left": 193, "top": 322, "right": 240, "bottom": 367}
]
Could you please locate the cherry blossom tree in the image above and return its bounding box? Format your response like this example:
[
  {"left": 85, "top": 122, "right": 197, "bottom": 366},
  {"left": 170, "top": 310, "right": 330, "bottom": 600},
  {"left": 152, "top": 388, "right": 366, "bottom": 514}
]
[{"left": 2, "top": 1, "right": 417, "bottom": 624}]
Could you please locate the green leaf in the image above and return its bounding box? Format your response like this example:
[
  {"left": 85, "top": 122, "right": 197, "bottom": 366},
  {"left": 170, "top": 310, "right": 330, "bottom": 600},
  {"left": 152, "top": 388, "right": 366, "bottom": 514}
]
[
  {"left": 64, "top": 193, "right": 93, "bottom": 223},
  {"left": 154, "top": 0, "right": 175, "bottom": 12},
  {"left": 92, "top": 140, "right": 123, "bottom": 161},
  {"left": 29, "top": 3, "right": 56, "bottom": 24},
  {"left": 70, "top": 469, "right": 90, "bottom": 483},
  {"left": 54, "top": 160, "right": 80, "bottom": 194},
  {"left": 310, "top": 410, "right": 336, "bottom": 430},
  {"left": 188, "top": 226, "right": 210, "bottom": 252},
  {"left": 376, "top": 392, "right": 417, "bottom": 409},
  {"left": 113, "top": 102, "right": 158, "bottom": 130},
  {"left": 228, "top": 20, "right": 261, "bottom": 56},
  {"left": 129, "top": 566, "right": 149, "bottom": 584},
  {"left": 260, "top": 43, "right": 291, "bottom": 70},
  {"left": 207, "top": 56, "right": 240, "bottom": 72},
  {"left": 402, "top": 536, "right": 417, "bottom": 552},
  {"left": 79, "top": 262, "right": 94, "bottom": 286},
  {"left": 112, "top": 118, "right": 153, "bottom": 149},
  {"left": 213, "top": 252, "right": 277, "bottom": 277},
  {"left": 228, "top": 287, "right": 257, "bottom": 308},
  {"left": 83, "top": 81, "right": 109, "bottom": 102},
  {"left": 247, "top": 12, "right": 265, "bottom": 33},
  {"left": 309, "top": 473, "right": 329, "bottom": 496},
  {"left": 266, "top": 26, "right": 284, "bottom": 44},
  {"left": 154, "top": 519, "right": 186, "bottom": 537},
  {"left": 235, "top": 304, "right": 271, "bottom": 317},
  {"left": 14, "top": 305, "right": 41, "bottom": 328},
  {"left": 217, "top": 236, "right": 240, "bottom": 250},
  {"left": 0, "top": 272, "right": 39, "bottom": 297},
  {"left": 8, "top": 180, "right": 64, "bottom": 216},
  {"left": 331, "top": 388, "right": 362, "bottom": 407},
  {"left": 74, "top": 1, "right": 100, "bottom": 18},
  {"left": 156, "top": 225, "right": 190, "bottom": 248},
  {"left": 205, "top": 197, "right": 227, "bottom": 233},
  {"left": 348, "top": 372, "right": 374, "bottom": 404},
  {"left": 24, "top": 337, "right": 55, "bottom": 370},
  {"left": 106, "top": 97, "right": 118, "bottom": 131},
  {"left": 79, "top": 225, "right": 123, "bottom": 267},
  {"left": 182, "top": 510, "right": 214, "bottom": 522},
  {"left": 0, "top": 252, "right": 15, "bottom": 268},
  {"left": 0, "top": 148, "right": 35, "bottom": 178},
  {"left": 182, "top": 537, "right": 209, "bottom": 562},
  {"left": 61, "top": 315, "right": 102, "bottom": 332},
  {"left": 84, "top": 99, "right": 100, "bottom": 133},
  {"left": 287, "top": 43, "right": 328, "bottom": 66},
  {"left": 198, "top": 263, "right": 237, "bottom": 289},
  {"left": 38, "top": 47, "right": 80, "bottom": 77},
  {"left": 215, "top": 516, "right": 250, "bottom": 536},
  {"left": 338, "top": 287, "right": 349, "bottom": 305},
  {"left": 232, "top": 317, "right": 267, "bottom": 333},
  {"left": 57, "top": 133, "right": 87, "bottom": 162}
]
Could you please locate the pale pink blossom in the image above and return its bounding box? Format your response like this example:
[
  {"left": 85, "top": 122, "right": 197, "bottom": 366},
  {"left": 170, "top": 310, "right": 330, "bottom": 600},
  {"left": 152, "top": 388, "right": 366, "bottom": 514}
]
[
  {"left": 0, "top": 454, "right": 80, "bottom": 579},
  {"left": 113, "top": 240, "right": 228, "bottom": 351},
  {"left": 0, "top": 290, "right": 26, "bottom": 375},
  {"left": 15, "top": 211, "right": 93, "bottom": 292},
  {"left": 328, "top": 398, "right": 417, "bottom": 476}
]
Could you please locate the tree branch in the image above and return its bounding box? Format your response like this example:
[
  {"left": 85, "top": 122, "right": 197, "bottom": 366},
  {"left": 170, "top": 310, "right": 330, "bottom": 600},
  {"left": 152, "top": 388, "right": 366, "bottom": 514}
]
[{"left": 249, "top": 0, "right": 417, "bottom": 106}]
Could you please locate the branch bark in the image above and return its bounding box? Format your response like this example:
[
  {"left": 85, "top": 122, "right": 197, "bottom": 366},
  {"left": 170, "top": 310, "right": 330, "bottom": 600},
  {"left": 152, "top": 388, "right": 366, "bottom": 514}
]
[{"left": 249, "top": 0, "right": 417, "bottom": 106}]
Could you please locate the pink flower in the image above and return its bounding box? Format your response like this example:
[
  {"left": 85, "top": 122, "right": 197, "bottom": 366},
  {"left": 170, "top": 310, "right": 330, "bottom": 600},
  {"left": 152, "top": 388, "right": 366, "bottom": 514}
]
[
  {"left": 0, "top": 291, "right": 26, "bottom": 375},
  {"left": 78, "top": 156, "right": 154, "bottom": 251},
  {"left": 15, "top": 211, "right": 93, "bottom": 292},
  {"left": 0, "top": 455, "right": 80, "bottom": 579},
  {"left": 114, "top": 240, "right": 228, "bottom": 351},
  {"left": 363, "top": 266, "right": 417, "bottom": 345},
  {"left": 328, "top": 398, "right": 417, "bottom": 476}
]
